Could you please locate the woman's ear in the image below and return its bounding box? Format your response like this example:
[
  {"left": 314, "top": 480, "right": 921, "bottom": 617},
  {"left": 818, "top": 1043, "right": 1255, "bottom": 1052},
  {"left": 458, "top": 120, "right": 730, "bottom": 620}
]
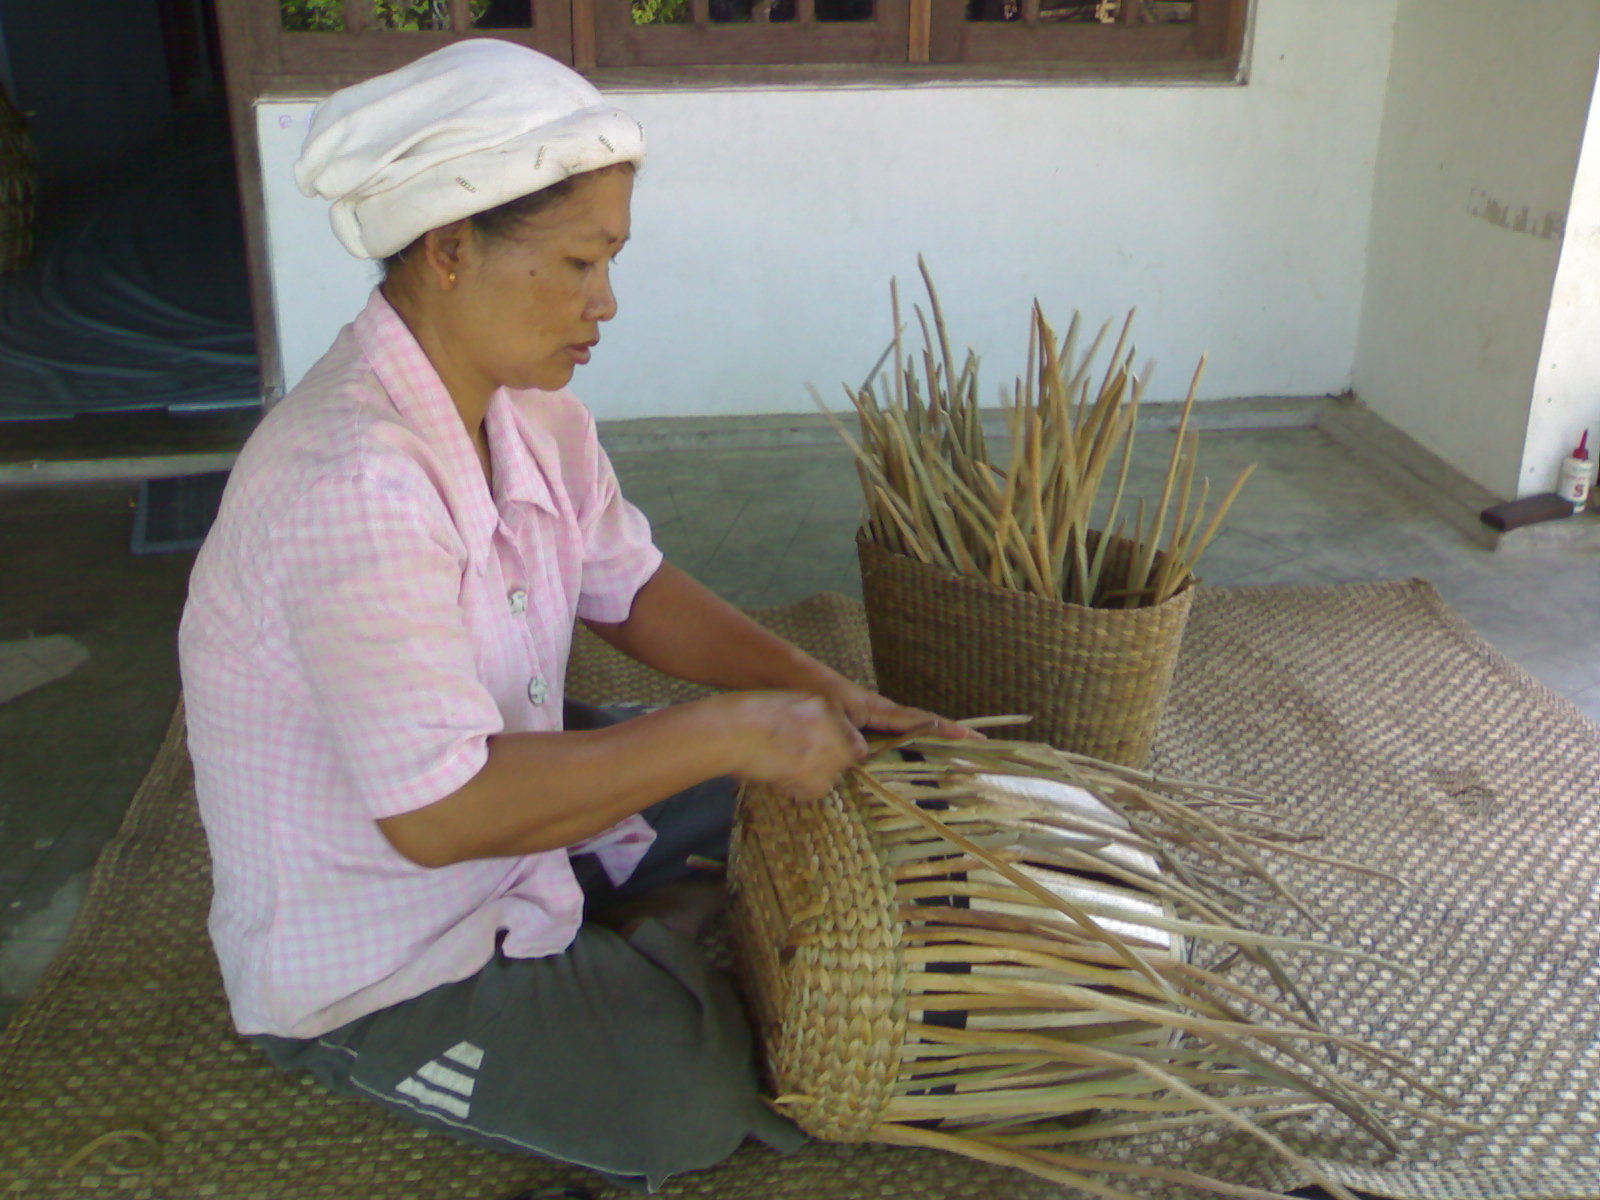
[{"left": 420, "top": 220, "right": 473, "bottom": 290}]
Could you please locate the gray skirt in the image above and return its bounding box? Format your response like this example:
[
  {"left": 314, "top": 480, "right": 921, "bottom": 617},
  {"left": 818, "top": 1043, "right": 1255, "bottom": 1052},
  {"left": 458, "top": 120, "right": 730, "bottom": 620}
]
[{"left": 251, "top": 702, "right": 804, "bottom": 1193}]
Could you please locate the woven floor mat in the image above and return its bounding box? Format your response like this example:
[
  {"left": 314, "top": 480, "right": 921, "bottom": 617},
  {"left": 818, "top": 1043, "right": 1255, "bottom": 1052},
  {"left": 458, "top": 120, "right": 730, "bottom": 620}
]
[{"left": 2, "top": 583, "right": 1597, "bottom": 1200}]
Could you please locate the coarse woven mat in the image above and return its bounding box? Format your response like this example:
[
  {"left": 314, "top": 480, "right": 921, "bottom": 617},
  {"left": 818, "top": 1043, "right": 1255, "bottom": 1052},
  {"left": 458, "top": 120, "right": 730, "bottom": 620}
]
[{"left": 2, "top": 582, "right": 1599, "bottom": 1199}]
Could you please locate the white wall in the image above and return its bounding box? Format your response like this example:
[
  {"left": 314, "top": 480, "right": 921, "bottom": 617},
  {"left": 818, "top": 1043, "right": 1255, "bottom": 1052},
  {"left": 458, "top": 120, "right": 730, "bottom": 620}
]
[
  {"left": 259, "top": 0, "right": 1398, "bottom": 419},
  {"left": 1525, "top": 63, "right": 1600, "bottom": 496},
  {"left": 1354, "top": 1, "right": 1600, "bottom": 499}
]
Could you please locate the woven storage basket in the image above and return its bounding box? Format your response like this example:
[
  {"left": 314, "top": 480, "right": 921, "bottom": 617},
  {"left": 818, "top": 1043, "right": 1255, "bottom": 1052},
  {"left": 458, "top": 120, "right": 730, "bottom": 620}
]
[
  {"left": 858, "top": 531, "right": 1194, "bottom": 769},
  {"left": 0, "top": 83, "right": 35, "bottom": 275},
  {"left": 728, "top": 762, "right": 1184, "bottom": 1148}
]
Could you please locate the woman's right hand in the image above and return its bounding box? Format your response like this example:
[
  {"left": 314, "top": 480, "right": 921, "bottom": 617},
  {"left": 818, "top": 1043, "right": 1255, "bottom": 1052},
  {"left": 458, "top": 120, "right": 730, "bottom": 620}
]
[{"left": 717, "top": 691, "right": 869, "bottom": 802}]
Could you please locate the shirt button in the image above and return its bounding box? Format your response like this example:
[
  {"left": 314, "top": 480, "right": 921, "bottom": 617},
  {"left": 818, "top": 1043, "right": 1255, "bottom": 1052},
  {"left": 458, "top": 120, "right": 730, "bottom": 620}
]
[
  {"left": 508, "top": 589, "right": 528, "bottom": 615},
  {"left": 527, "top": 674, "right": 548, "bottom": 706}
]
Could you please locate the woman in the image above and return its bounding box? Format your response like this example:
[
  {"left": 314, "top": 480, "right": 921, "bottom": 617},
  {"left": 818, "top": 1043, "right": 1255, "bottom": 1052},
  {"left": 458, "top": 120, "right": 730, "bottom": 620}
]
[{"left": 178, "top": 38, "right": 969, "bottom": 1192}]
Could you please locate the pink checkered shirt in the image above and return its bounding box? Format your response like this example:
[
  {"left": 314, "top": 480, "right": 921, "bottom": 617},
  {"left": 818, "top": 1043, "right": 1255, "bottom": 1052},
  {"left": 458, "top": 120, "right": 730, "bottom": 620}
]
[{"left": 179, "top": 289, "right": 662, "bottom": 1038}]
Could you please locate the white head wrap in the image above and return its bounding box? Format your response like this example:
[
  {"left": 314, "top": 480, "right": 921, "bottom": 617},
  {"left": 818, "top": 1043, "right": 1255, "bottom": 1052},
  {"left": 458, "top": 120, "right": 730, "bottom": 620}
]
[{"left": 294, "top": 39, "right": 645, "bottom": 260}]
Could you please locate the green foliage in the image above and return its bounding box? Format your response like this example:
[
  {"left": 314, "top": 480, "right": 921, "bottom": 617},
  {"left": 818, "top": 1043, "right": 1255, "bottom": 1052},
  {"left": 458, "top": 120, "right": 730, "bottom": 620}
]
[
  {"left": 631, "top": 0, "right": 689, "bottom": 24},
  {"left": 371, "top": 0, "right": 449, "bottom": 29},
  {"left": 280, "top": 0, "right": 343, "bottom": 32},
  {"left": 279, "top": 0, "right": 494, "bottom": 32}
]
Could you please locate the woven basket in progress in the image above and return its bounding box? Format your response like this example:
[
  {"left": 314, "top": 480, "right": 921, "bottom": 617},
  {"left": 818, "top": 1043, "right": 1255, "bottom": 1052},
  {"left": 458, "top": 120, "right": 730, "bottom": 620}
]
[
  {"left": 728, "top": 736, "right": 1444, "bottom": 1198},
  {"left": 730, "top": 764, "right": 1179, "bottom": 1142},
  {"left": 859, "top": 534, "right": 1193, "bottom": 768}
]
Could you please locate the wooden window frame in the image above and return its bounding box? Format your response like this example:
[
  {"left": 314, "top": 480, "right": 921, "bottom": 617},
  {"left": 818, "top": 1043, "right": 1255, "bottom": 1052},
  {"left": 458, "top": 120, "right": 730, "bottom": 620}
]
[
  {"left": 585, "top": 0, "right": 1244, "bottom": 75},
  {"left": 221, "top": 1, "right": 1246, "bottom": 81},
  {"left": 928, "top": 0, "right": 1244, "bottom": 70},
  {"left": 215, "top": 0, "right": 1247, "bottom": 400},
  {"left": 592, "top": 0, "right": 909, "bottom": 70}
]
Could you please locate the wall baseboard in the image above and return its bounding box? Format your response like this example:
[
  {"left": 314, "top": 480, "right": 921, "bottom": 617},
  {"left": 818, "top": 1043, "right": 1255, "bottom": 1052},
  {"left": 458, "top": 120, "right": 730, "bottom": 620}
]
[
  {"left": 1315, "top": 396, "right": 1600, "bottom": 555},
  {"left": 595, "top": 395, "right": 1323, "bottom": 455}
]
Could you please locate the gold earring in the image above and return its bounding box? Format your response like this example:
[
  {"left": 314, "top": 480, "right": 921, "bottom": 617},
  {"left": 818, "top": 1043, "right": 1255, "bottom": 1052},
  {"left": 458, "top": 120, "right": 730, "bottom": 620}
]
[{"left": 447, "top": 271, "right": 457, "bottom": 285}]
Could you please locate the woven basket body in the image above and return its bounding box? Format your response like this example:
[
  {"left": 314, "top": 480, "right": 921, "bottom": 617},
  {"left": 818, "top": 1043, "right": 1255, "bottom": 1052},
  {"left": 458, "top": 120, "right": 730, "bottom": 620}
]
[
  {"left": 0, "top": 84, "right": 35, "bottom": 275},
  {"left": 728, "top": 768, "right": 1180, "bottom": 1143},
  {"left": 858, "top": 532, "right": 1194, "bottom": 768}
]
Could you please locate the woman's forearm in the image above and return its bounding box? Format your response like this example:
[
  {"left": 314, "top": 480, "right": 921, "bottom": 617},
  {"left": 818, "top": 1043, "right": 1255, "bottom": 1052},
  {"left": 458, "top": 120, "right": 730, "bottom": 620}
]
[
  {"left": 589, "top": 563, "right": 978, "bottom": 741},
  {"left": 376, "top": 690, "right": 864, "bottom": 868},
  {"left": 376, "top": 564, "right": 963, "bottom": 870},
  {"left": 378, "top": 698, "right": 738, "bottom": 867},
  {"left": 586, "top": 563, "right": 847, "bottom": 696}
]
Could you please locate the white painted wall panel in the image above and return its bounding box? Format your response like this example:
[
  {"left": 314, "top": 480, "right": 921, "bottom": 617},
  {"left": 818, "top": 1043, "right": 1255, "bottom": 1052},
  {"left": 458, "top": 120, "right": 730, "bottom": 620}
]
[
  {"left": 258, "top": 0, "right": 1396, "bottom": 419},
  {"left": 1525, "top": 61, "right": 1600, "bottom": 497},
  {"left": 1354, "top": 0, "right": 1600, "bottom": 499}
]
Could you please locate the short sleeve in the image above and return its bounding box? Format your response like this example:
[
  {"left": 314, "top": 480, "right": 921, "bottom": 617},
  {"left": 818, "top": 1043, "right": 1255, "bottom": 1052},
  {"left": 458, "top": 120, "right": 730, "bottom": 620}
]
[
  {"left": 572, "top": 413, "right": 663, "bottom": 624},
  {"left": 270, "top": 470, "right": 501, "bottom": 820}
]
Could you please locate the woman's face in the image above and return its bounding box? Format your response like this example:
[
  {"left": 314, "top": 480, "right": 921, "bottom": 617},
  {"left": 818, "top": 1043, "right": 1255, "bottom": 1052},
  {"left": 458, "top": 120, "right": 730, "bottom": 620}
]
[{"left": 447, "top": 167, "right": 633, "bottom": 395}]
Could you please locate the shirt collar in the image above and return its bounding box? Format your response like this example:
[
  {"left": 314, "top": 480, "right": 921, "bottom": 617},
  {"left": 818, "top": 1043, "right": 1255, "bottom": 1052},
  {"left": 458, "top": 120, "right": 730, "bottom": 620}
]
[
  {"left": 353, "top": 289, "right": 558, "bottom": 563},
  {"left": 486, "top": 393, "right": 560, "bottom": 519}
]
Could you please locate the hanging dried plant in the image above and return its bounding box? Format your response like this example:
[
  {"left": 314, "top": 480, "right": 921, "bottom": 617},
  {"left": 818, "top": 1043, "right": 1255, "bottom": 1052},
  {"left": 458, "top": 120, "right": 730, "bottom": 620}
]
[
  {"left": 815, "top": 260, "right": 1255, "bottom": 608},
  {"left": 0, "top": 83, "right": 37, "bottom": 276}
]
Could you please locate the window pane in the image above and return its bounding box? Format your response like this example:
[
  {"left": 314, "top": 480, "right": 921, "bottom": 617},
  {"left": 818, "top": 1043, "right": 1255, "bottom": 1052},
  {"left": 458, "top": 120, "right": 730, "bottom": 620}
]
[
  {"left": 280, "top": 0, "right": 345, "bottom": 31},
  {"left": 473, "top": 0, "right": 533, "bottom": 26},
  {"left": 705, "top": 0, "right": 790, "bottom": 24},
  {"left": 965, "top": 0, "right": 1194, "bottom": 21},
  {"left": 1145, "top": 1, "right": 1193, "bottom": 20},
  {"left": 966, "top": 0, "right": 1097, "bottom": 22},
  {"left": 632, "top": 0, "right": 690, "bottom": 23},
  {"left": 370, "top": 1, "right": 450, "bottom": 30},
  {"left": 628, "top": 0, "right": 872, "bottom": 21},
  {"left": 815, "top": 0, "right": 872, "bottom": 21},
  {"left": 1042, "top": 0, "right": 1110, "bottom": 21}
]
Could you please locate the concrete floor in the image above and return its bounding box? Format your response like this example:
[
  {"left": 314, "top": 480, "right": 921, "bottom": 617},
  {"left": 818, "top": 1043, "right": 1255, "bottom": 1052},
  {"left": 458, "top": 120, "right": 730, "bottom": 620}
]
[{"left": 4, "top": 423, "right": 1600, "bottom": 1033}]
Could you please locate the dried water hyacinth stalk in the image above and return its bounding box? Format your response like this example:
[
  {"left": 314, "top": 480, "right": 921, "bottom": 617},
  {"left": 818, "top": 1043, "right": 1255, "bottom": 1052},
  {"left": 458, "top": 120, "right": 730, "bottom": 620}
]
[
  {"left": 734, "top": 726, "right": 1470, "bottom": 1200},
  {"left": 814, "top": 260, "right": 1255, "bottom": 608},
  {"left": 0, "top": 83, "right": 37, "bottom": 274}
]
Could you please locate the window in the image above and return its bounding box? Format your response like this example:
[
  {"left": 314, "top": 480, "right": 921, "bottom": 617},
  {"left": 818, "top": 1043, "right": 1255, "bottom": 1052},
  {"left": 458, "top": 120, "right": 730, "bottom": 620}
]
[
  {"left": 595, "top": 0, "right": 906, "bottom": 69},
  {"left": 222, "top": 0, "right": 1246, "bottom": 84},
  {"left": 927, "top": 0, "right": 1244, "bottom": 73},
  {"left": 607, "top": 0, "right": 1242, "bottom": 73}
]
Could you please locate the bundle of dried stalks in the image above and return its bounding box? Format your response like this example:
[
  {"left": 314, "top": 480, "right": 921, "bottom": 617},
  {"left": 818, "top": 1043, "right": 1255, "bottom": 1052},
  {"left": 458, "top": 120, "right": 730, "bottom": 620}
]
[
  {"left": 729, "top": 724, "right": 1466, "bottom": 1199},
  {"left": 815, "top": 261, "right": 1254, "bottom": 608}
]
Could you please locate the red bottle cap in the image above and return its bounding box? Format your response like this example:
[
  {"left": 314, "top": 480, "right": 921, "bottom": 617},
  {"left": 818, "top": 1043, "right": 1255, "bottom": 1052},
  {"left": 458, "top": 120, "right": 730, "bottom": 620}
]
[{"left": 1576, "top": 430, "right": 1591, "bottom": 462}]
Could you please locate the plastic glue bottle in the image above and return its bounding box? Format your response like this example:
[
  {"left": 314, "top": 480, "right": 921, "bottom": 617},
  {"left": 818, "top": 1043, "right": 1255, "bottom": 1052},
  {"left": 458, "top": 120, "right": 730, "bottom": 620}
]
[{"left": 1558, "top": 430, "right": 1593, "bottom": 512}]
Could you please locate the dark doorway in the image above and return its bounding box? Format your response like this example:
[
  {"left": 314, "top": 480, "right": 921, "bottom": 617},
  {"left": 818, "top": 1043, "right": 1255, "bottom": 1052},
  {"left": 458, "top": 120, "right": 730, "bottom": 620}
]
[{"left": 0, "top": 0, "right": 259, "bottom": 428}]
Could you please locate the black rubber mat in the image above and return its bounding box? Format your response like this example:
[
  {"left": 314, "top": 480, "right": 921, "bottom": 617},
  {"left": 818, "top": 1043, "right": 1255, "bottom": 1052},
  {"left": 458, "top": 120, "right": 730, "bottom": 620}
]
[{"left": 130, "top": 470, "right": 229, "bottom": 555}]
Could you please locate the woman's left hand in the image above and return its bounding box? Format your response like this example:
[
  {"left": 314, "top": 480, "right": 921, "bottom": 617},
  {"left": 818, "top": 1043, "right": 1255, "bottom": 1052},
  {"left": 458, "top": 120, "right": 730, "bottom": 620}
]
[{"left": 818, "top": 679, "right": 982, "bottom": 742}]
